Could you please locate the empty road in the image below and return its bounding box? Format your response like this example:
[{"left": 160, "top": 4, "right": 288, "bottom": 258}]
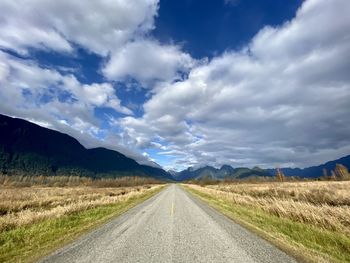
[{"left": 40, "top": 184, "right": 297, "bottom": 263}]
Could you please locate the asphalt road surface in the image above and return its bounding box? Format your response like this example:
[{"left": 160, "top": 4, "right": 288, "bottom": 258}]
[{"left": 39, "top": 184, "right": 298, "bottom": 263}]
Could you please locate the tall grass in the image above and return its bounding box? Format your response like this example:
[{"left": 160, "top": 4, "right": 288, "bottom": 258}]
[
  {"left": 210, "top": 181, "right": 350, "bottom": 206},
  {"left": 0, "top": 184, "right": 162, "bottom": 232},
  {"left": 0, "top": 174, "right": 163, "bottom": 187},
  {"left": 188, "top": 182, "right": 350, "bottom": 235}
]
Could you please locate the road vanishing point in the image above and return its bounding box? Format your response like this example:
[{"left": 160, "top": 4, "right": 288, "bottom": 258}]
[{"left": 40, "top": 184, "right": 297, "bottom": 263}]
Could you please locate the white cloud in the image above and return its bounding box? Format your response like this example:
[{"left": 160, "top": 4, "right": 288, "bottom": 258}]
[
  {"left": 0, "top": 51, "right": 131, "bottom": 115},
  {"left": 0, "top": 0, "right": 194, "bottom": 89},
  {"left": 119, "top": 0, "right": 350, "bottom": 169},
  {"left": 103, "top": 39, "right": 195, "bottom": 87},
  {"left": 0, "top": 0, "right": 193, "bottom": 88},
  {"left": 0, "top": 0, "right": 158, "bottom": 55}
]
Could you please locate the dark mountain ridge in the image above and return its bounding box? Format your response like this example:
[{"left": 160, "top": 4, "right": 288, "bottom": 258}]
[
  {"left": 266, "top": 155, "right": 350, "bottom": 178},
  {"left": 0, "top": 114, "right": 172, "bottom": 180},
  {"left": 174, "top": 165, "right": 271, "bottom": 181}
]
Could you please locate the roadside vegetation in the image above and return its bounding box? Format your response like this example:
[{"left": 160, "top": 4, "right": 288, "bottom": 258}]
[
  {"left": 184, "top": 181, "right": 350, "bottom": 263},
  {"left": 0, "top": 174, "right": 163, "bottom": 187},
  {"left": 0, "top": 175, "right": 165, "bottom": 263}
]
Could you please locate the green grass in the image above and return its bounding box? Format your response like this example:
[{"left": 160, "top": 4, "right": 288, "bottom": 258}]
[
  {"left": 184, "top": 186, "right": 350, "bottom": 263},
  {"left": 0, "top": 186, "right": 164, "bottom": 263}
]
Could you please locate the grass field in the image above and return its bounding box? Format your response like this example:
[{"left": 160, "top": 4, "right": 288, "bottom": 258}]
[
  {"left": 184, "top": 181, "right": 350, "bottom": 263},
  {"left": 0, "top": 182, "right": 165, "bottom": 263}
]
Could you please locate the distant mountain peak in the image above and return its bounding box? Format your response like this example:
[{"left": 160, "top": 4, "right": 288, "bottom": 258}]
[
  {"left": 174, "top": 164, "right": 271, "bottom": 181},
  {"left": 266, "top": 155, "right": 350, "bottom": 178},
  {"left": 220, "top": 164, "right": 234, "bottom": 170}
]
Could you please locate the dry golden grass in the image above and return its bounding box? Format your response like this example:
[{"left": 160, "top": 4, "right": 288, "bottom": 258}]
[
  {"left": 0, "top": 174, "right": 162, "bottom": 187},
  {"left": 210, "top": 181, "right": 350, "bottom": 205},
  {"left": 0, "top": 184, "right": 162, "bottom": 232},
  {"left": 187, "top": 181, "right": 350, "bottom": 235}
]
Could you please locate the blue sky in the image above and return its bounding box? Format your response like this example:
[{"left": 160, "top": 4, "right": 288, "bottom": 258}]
[
  {"left": 154, "top": 0, "right": 302, "bottom": 58},
  {"left": 0, "top": 0, "right": 350, "bottom": 171}
]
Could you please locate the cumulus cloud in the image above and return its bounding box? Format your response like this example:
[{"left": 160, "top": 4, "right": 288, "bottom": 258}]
[
  {"left": 0, "top": 51, "right": 131, "bottom": 115},
  {"left": 0, "top": 0, "right": 194, "bottom": 89},
  {"left": 119, "top": 0, "right": 350, "bottom": 169},
  {"left": 103, "top": 39, "right": 195, "bottom": 87},
  {"left": 0, "top": 0, "right": 158, "bottom": 55}
]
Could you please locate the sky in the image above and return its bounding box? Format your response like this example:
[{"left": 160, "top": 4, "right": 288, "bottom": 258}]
[{"left": 0, "top": 0, "right": 350, "bottom": 171}]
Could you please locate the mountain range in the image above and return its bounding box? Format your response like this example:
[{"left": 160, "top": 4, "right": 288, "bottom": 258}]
[
  {"left": 0, "top": 113, "right": 349, "bottom": 181},
  {"left": 173, "top": 165, "right": 271, "bottom": 181},
  {"left": 174, "top": 155, "right": 350, "bottom": 181},
  {"left": 0, "top": 114, "right": 171, "bottom": 180},
  {"left": 266, "top": 155, "right": 350, "bottom": 178}
]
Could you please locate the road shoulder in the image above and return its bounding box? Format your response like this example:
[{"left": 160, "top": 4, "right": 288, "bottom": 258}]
[{"left": 182, "top": 184, "right": 334, "bottom": 263}]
